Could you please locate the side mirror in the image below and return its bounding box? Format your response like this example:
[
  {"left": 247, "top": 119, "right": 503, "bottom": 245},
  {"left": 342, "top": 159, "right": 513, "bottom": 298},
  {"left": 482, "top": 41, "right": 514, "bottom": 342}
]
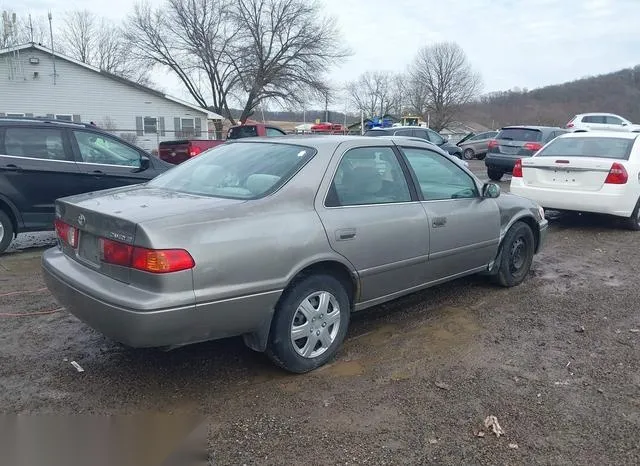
[
  {"left": 482, "top": 183, "right": 501, "bottom": 199},
  {"left": 622, "top": 122, "right": 628, "bottom": 126},
  {"left": 139, "top": 155, "right": 150, "bottom": 170}
]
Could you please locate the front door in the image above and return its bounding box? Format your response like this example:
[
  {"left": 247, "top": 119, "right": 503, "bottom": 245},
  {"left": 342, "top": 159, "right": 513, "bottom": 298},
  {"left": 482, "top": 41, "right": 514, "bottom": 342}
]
[
  {"left": 399, "top": 145, "right": 500, "bottom": 281},
  {"left": 70, "top": 129, "right": 151, "bottom": 191},
  {"left": 0, "top": 126, "right": 82, "bottom": 230},
  {"left": 316, "top": 143, "right": 430, "bottom": 304}
]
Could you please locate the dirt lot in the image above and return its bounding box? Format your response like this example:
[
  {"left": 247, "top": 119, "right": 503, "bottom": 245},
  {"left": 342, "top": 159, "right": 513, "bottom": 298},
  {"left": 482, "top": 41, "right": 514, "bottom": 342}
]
[{"left": 1, "top": 162, "right": 639, "bottom": 464}]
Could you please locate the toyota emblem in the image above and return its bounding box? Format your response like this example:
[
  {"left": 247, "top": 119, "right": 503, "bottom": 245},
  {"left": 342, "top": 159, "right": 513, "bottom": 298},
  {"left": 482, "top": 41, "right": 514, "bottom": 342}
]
[{"left": 77, "top": 214, "right": 86, "bottom": 226}]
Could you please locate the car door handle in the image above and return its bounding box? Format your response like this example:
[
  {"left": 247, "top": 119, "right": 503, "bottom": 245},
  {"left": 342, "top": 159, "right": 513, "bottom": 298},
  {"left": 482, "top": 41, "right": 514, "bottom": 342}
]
[
  {"left": 91, "top": 169, "right": 104, "bottom": 177},
  {"left": 432, "top": 217, "right": 447, "bottom": 228},
  {"left": 336, "top": 228, "right": 356, "bottom": 241},
  {"left": 3, "top": 164, "right": 22, "bottom": 171}
]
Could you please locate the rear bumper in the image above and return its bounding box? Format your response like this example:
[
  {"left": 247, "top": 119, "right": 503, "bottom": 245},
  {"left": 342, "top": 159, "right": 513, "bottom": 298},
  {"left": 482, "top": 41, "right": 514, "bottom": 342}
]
[
  {"left": 510, "top": 180, "right": 637, "bottom": 217},
  {"left": 42, "top": 247, "right": 282, "bottom": 348},
  {"left": 485, "top": 154, "right": 521, "bottom": 172}
]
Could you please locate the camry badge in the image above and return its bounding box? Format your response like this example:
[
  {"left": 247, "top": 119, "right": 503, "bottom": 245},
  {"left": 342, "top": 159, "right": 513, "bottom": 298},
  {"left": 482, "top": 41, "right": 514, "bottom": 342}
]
[{"left": 77, "top": 214, "right": 86, "bottom": 226}]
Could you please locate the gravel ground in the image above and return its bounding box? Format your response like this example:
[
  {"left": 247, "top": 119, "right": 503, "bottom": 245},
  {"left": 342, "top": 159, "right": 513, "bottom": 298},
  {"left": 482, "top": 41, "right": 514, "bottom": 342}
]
[{"left": 0, "top": 161, "right": 638, "bottom": 464}]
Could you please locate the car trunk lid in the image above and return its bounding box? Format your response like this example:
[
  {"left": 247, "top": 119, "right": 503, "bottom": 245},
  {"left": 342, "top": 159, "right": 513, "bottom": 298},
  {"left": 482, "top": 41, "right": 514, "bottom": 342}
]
[
  {"left": 55, "top": 185, "right": 245, "bottom": 283},
  {"left": 159, "top": 140, "right": 190, "bottom": 164},
  {"left": 521, "top": 157, "right": 614, "bottom": 191}
]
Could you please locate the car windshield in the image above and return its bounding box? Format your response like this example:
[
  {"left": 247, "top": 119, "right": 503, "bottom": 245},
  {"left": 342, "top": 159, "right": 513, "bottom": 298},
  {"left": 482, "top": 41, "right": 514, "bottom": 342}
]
[
  {"left": 497, "top": 128, "right": 542, "bottom": 142},
  {"left": 536, "top": 137, "right": 634, "bottom": 160},
  {"left": 148, "top": 142, "right": 315, "bottom": 199}
]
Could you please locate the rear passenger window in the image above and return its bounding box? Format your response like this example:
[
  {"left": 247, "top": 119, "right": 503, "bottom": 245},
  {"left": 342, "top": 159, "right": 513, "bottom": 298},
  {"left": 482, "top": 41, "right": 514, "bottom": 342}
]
[
  {"left": 394, "top": 129, "right": 413, "bottom": 137},
  {"left": 3, "top": 128, "right": 67, "bottom": 160},
  {"left": 583, "top": 115, "right": 606, "bottom": 124},
  {"left": 326, "top": 147, "right": 411, "bottom": 207}
]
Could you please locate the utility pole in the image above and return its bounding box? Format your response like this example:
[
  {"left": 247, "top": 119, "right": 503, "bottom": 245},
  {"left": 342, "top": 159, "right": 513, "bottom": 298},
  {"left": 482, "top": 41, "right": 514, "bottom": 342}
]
[{"left": 48, "top": 11, "right": 56, "bottom": 85}]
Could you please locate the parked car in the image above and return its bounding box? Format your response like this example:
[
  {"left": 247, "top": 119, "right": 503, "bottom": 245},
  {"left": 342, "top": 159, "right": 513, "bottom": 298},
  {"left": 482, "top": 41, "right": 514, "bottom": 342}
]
[
  {"left": 485, "top": 126, "right": 567, "bottom": 181},
  {"left": 566, "top": 113, "right": 640, "bottom": 133},
  {"left": 159, "top": 139, "right": 225, "bottom": 165},
  {"left": 364, "top": 126, "right": 464, "bottom": 158},
  {"left": 43, "top": 135, "right": 548, "bottom": 373},
  {"left": 510, "top": 132, "right": 640, "bottom": 230},
  {"left": 457, "top": 131, "right": 499, "bottom": 160},
  {"left": 227, "top": 123, "right": 286, "bottom": 139},
  {"left": 0, "top": 117, "right": 171, "bottom": 254}
]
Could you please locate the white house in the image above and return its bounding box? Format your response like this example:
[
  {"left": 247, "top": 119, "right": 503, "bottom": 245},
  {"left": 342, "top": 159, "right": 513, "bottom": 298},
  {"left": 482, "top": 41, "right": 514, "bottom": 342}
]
[{"left": 0, "top": 43, "right": 223, "bottom": 152}]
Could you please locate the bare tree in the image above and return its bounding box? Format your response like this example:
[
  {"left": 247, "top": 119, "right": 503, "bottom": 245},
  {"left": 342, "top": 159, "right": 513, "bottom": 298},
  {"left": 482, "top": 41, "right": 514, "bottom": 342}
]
[
  {"left": 126, "top": 0, "right": 238, "bottom": 121},
  {"left": 58, "top": 10, "right": 151, "bottom": 85},
  {"left": 230, "top": 0, "right": 350, "bottom": 123},
  {"left": 409, "top": 42, "right": 481, "bottom": 131},
  {"left": 59, "top": 10, "right": 95, "bottom": 62},
  {"left": 346, "top": 71, "right": 400, "bottom": 117}
]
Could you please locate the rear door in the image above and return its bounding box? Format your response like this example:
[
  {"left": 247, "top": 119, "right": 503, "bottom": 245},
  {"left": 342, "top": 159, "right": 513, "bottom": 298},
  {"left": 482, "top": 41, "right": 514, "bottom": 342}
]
[
  {"left": 0, "top": 125, "right": 82, "bottom": 230},
  {"left": 70, "top": 129, "right": 153, "bottom": 191},
  {"left": 521, "top": 136, "right": 635, "bottom": 191},
  {"left": 316, "top": 142, "right": 430, "bottom": 304},
  {"left": 399, "top": 145, "right": 500, "bottom": 280},
  {"left": 582, "top": 115, "right": 607, "bottom": 131}
]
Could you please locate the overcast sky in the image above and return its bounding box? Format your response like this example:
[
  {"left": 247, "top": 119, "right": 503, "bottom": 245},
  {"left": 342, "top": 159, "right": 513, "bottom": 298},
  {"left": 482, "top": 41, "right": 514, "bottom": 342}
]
[{"left": 6, "top": 0, "right": 640, "bottom": 108}]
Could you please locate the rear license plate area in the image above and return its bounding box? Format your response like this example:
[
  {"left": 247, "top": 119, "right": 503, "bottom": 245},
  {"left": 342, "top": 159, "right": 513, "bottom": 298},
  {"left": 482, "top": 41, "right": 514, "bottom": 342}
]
[
  {"left": 78, "top": 232, "right": 101, "bottom": 267},
  {"left": 500, "top": 146, "right": 519, "bottom": 155}
]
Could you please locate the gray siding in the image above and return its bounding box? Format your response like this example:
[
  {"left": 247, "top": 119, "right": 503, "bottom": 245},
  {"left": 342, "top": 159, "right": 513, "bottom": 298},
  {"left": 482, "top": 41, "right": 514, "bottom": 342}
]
[{"left": 0, "top": 48, "right": 211, "bottom": 152}]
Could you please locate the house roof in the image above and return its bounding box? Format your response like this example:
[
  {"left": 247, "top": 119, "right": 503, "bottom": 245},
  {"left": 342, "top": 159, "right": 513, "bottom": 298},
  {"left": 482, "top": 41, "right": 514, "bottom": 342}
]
[{"left": 0, "top": 43, "right": 223, "bottom": 120}]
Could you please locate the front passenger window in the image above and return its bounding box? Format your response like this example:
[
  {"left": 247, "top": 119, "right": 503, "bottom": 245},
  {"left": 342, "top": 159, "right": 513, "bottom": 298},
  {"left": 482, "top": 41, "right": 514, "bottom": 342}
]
[
  {"left": 327, "top": 147, "right": 411, "bottom": 207},
  {"left": 73, "top": 131, "right": 141, "bottom": 167},
  {"left": 402, "top": 147, "right": 478, "bottom": 201}
]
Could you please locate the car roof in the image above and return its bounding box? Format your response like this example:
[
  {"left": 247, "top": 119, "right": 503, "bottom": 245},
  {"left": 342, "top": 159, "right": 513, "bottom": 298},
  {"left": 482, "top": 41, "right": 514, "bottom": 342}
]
[
  {"left": 558, "top": 131, "right": 640, "bottom": 140},
  {"left": 366, "top": 126, "right": 429, "bottom": 131},
  {"left": 575, "top": 112, "right": 623, "bottom": 117},
  {"left": 0, "top": 116, "right": 102, "bottom": 130},
  {"left": 500, "top": 125, "right": 564, "bottom": 132}
]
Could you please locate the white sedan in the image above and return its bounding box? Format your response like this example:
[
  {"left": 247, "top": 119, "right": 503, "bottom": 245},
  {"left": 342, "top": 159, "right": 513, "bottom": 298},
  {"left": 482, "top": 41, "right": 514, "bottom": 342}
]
[{"left": 510, "top": 131, "right": 640, "bottom": 230}]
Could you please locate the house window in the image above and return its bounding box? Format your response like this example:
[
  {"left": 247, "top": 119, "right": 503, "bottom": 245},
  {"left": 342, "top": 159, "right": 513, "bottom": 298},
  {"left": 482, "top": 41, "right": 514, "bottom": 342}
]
[
  {"left": 144, "top": 117, "right": 157, "bottom": 134},
  {"left": 55, "top": 114, "right": 73, "bottom": 122},
  {"left": 181, "top": 118, "right": 195, "bottom": 137}
]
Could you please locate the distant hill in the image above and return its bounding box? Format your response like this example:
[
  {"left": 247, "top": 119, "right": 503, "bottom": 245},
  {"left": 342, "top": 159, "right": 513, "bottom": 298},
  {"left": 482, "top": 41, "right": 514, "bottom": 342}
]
[{"left": 463, "top": 65, "right": 640, "bottom": 129}]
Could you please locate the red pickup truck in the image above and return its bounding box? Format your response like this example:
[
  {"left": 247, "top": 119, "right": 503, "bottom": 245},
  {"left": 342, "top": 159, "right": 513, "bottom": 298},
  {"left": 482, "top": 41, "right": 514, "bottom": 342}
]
[{"left": 158, "top": 123, "right": 286, "bottom": 165}]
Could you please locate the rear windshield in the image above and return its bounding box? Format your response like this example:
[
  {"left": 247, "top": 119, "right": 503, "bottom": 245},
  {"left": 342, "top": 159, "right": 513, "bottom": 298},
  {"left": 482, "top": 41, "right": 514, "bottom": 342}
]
[
  {"left": 227, "top": 125, "right": 258, "bottom": 139},
  {"left": 497, "top": 128, "right": 542, "bottom": 142},
  {"left": 536, "top": 136, "right": 634, "bottom": 160},
  {"left": 363, "top": 130, "right": 388, "bottom": 137},
  {"left": 148, "top": 142, "right": 316, "bottom": 199}
]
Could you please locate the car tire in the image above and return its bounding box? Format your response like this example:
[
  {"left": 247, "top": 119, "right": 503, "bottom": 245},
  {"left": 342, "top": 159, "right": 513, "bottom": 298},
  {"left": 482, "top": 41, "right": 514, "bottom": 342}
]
[
  {"left": 477, "top": 153, "right": 486, "bottom": 161},
  {"left": 487, "top": 169, "right": 503, "bottom": 181},
  {"left": 493, "top": 221, "right": 535, "bottom": 287},
  {"left": 266, "top": 274, "right": 350, "bottom": 373},
  {"left": 0, "top": 210, "right": 14, "bottom": 254},
  {"left": 463, "top": 148, "right": 475, "bottom": 160},
  {"left": 623, "top": 198, "right": 640, "bottom": 231}
]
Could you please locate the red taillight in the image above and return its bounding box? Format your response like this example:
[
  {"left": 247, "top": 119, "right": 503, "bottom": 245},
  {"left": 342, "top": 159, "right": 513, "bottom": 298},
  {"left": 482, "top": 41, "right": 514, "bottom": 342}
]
[
  {"left": 523, "top": 142, "right": 542, "bottom": 152},
  {"left": 100, "top": 239, "right": 194, "bottom": 273},
  {"left": 488, "top": 139, "right": 498, "bottom": 150},
  {"left": 132, "top": 248, "right": 195, "bottom": 273},
  {"left": 100, "top": 238, "right": 134, "bottom": 267},
  {"left": 604, "top": 162, "right": 628, "bottom": 184},
  {"left": 54, "top": 218, "right": 78, "bottom": 248},
  {"left": 512, "top": 159, "right": 523, "bottom": 177},
  {"left": 188, "top": 144, "right": 202, "bottom": 157},
  {"left": 566, "top": 123, "right": 574, "bottom": 128}
]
